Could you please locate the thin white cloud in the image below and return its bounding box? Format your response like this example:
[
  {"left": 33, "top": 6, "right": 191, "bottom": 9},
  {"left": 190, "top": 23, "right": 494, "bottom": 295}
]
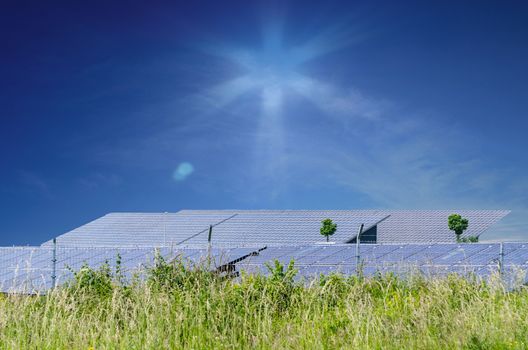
[
  {"left": 288, "top": 75, "right": 385, "bottom": 120},
  {"left": 18, "top": 171, "right": 53, "bottom": 198}
]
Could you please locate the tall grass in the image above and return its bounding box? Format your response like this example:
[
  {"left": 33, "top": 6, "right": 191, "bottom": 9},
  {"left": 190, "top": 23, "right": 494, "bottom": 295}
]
[{"left": 0, "top": 258, "right": 527, "bottom": 349}]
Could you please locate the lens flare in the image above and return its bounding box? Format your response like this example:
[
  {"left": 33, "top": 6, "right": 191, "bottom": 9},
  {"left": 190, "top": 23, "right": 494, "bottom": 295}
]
[{"left": 173, "top": 162, "right": 194, "bottom": 181}]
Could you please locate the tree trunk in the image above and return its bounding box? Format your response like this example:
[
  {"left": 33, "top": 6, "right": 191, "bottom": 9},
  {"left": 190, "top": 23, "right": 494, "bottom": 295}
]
[{"left": 326, "top": 235, "right": 329, "bottom": 242}]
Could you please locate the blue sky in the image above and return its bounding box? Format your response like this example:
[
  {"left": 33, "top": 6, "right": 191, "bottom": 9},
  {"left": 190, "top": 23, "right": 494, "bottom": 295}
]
[{"left": 1, "top": 1, "right": 527, "bottom": 245}]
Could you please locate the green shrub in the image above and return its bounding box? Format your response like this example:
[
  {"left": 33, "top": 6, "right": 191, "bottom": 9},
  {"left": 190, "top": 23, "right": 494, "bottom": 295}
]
[
  {"left": 458, "top": 236, "right": 479, "bottom": 243},
  {"left": 67, "top": 261, "right": 114, "bottom": 297}
]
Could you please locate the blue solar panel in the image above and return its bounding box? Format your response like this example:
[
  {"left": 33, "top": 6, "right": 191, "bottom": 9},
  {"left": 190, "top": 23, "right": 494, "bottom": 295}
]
[
  {"left": 359, "top": 245, "right": 402, "bottom": 264},
  {"left": 503, "top": 243, "right": 524, "bottom": 254},
  {"left": 458, "top": 244, "right": 500, "bottom": 265},
  {"left": 504, "top": 244, "right": 528, "bottom": 265},
  {"left": 241, "top": 246, "right": 309, "bottom": 265},
  {"left": 397, "top": 244, "right": 457, "bottom": 265},
  {"left": 433, "top": 244, "right": 491, "bottom": 265},
  {"left": 292, "top": 246, "right": 350, "bottom": 265},
  {"left": 315, "top": 245, "right": 360, "bottom": 265},
  {"left": 42, "top": 212, "right": 238, "bottom": 248},
  {"left": 297, "top": 265, "right": 342, "bottom": 277},
  {"left": 370, "top": 244, "right": 431, "bottom": 263}
]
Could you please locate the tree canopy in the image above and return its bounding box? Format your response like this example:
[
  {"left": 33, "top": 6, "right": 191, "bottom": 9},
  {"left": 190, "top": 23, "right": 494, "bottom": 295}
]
[
  {"left": 320, "top": 218, "right": 337, "bottom": 242},
  {"left": 448, "top": 214, "right": 469, "bottom": 242}
]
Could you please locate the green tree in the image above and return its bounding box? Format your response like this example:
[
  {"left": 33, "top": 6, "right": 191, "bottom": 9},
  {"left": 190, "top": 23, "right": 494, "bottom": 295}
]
[
  {"left": 320, "top": 218, "right": 337, "bottom": 242},
  {"left": 448, "top": 214, "right": 469, "bottom": 242}
]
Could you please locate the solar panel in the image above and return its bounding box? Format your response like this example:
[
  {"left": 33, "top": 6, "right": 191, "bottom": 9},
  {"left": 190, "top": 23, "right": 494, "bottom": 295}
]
[
  {"left": 458, "top": 244, "right": 500, "bottom": 266},
  {"left": 314, "top": 245, "right": 361, "bottom": 265},
  {"left": 297, "top": 265, "right": 342, "bottom": 277},
  {"left": 368, "top": 244, "right": 431, "bottom": 264},
  {"left": 41, "top": 212, "right": 237, "bottom": 248},
  {"left": 503, "top": 243, "right": 525, "bottom": 254},
  {"left": 359, "top": 245, "right": 403, "bottom": 264},
  {"left": 398, "top": 244, "right": 458, "bottom": 265},
  {"left": 240, "top": 246, "right": 309, "bottom": 265},
  {"left": 432, "top": 244, "right": 491, "bottom": 265},
  {"left": 504, "top": 244, "right": 528, "bottom": 265}
]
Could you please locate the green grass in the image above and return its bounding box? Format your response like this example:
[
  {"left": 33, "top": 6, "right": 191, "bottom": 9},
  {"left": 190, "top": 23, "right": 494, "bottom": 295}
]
[{"left": 0, "top": 259, "right": 527, "bottom": 349}]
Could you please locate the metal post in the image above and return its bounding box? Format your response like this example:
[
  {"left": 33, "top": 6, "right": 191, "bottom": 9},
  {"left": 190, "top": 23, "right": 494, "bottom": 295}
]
[
  {"left": 207, "top": 225, "right": 213, "bottom": 267},
  {"left": 51, "top": 238, "right": 57, "bottom": 290},
  {"left": 355, "top": 224, "right": 364, "bottom": 274},
  {"left": 208, "top": 225, "right": 213, "bottom": 252},
  {"left": 499, "top": 242, "right": 504, "bottom": 277},
  {"left": 208, "top": 225, "right": 213, "bottom": 245}
]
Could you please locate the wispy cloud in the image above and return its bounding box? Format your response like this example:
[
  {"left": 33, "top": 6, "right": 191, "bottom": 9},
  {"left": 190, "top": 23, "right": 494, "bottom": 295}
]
[
  {"left": 78, "top": 172, "right": 122, "bottom": 190},
  {"left": 18, "top": 170, "right": 53, "bottom": 198}
]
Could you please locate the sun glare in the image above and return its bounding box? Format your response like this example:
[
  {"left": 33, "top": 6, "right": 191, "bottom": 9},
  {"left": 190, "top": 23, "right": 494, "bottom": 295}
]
[
  {"left": 190, "top": 20, "right": 361, "bottom": 180},
  {"left": 201, "top": 20, "right": 359, "bottom": 118}
]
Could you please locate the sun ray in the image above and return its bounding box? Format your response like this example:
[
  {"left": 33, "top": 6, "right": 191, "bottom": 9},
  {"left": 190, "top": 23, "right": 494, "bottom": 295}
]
[
  {"left": 194, "top": 75, "right": 259, "bottom": 111},
  {"left": 186, "top": 19, "right": 368, "bottom": 191}
]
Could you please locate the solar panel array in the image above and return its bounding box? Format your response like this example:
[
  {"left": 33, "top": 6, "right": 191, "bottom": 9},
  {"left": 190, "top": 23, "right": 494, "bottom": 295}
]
[
  {"left": 236, "top": 243, "right": 528, "bottom": 282},
  {"left": 5, "top": 209, "right": 517, "bottom": 293},
  {"left": 42, "top": 209, "right": 510, "bottom": 248},
  {"left": 0, "top": 246, "right": 263, "bottom": 294}
]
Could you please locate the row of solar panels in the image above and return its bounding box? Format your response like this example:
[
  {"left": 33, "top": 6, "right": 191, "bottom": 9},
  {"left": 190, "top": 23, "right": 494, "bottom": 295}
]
[
  {"left": 42, "top": 210, "right": 511, "bottom": 246},
  {"left": 1, "top": 243, "right": 527, "bottom": 293},
  {"left": 237, "top": 243, "right": 528, "bottom": 280}
]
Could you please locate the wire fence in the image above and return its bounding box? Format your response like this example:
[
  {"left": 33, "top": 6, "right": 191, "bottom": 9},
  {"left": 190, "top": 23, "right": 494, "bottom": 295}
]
[
  {"left": 0, "top": 245, "right": 259, "bottom": 294},
  {"left": 1, "top": 242, "right": 528, "bottom": 294}
]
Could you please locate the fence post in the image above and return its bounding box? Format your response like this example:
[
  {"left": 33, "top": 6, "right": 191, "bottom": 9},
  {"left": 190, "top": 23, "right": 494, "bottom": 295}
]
[
  {"left": 208, "top": 225, "right": 213, "bottom": 245},
  {"left": 499, "top": 242, "right": 504, "bottom": 277},
  {"left": 207, "top": 225, "right": 213, "bottom": 266},
  {"left": 51, "top": 238, "right": 57, "bottom": 290}
]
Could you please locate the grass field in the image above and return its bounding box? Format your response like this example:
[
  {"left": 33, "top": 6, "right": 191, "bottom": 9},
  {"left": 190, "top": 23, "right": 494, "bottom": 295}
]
[{"left": 0, "top": 259, "right": 527, "bottom": 349}]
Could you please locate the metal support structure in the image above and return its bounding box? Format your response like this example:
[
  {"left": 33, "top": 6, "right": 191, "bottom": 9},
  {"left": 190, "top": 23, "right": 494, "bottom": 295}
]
[
  {"left": 207, "top": 225, "right": 213, "bottom": 268},
  {"left": 355, "top": 224, "right": 364, "bottom": 274},
  {"left": 499, "top": 242, "right": 504, "bottom": 277},
  {"left": 176, "top": 213, "right": 238, "bottom": 246},
  {"left": 51, "top": 238, "right": 57, "bottom": 290},
  {"left": 208, "top": 225, "right": 213, "bottom": 245},
  {"left": 345, "top": 215, "right": 390, "bottom": 244}
]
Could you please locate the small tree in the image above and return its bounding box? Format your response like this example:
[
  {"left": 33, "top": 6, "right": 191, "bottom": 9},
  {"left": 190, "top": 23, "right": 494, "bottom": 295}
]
[
  {"left": 320, "top": 218, "right": 337, "bottom": 242},
  {"left": 448, "top": 214, "right": 469, "bottom": 242}
]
